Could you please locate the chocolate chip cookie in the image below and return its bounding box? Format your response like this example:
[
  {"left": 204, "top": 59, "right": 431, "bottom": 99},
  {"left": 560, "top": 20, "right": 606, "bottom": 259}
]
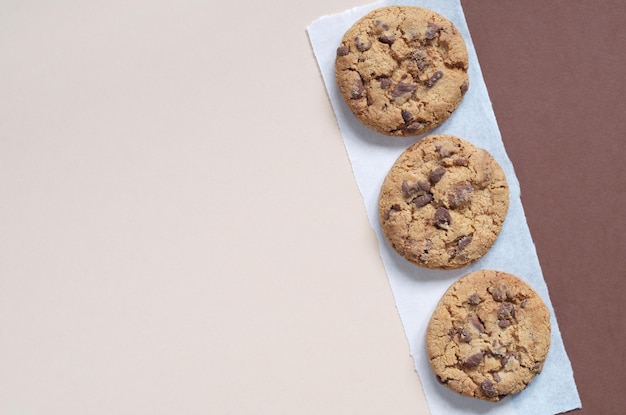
[
  {"left": 426, "top": 270, "right": 551, "bottom": 401},
  {"left": 378, "top": 135, "right": 509, "bottom": 269},
  {"left": 335, "top": 6, "right": 469, "bottom": 137}
]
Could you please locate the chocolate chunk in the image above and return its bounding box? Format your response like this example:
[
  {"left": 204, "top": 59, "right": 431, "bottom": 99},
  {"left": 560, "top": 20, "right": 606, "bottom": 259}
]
[
  {"left": 417, "top": 180, "right": 431, "bottom": 192},
  {"left": 425, "top": 22, "right": 440, "bottom": 40},
  {"left": 411, "top": 48, "right": 428, "bottom": 72},
  {"left": 468, "top": 293, "right": 480, "bottom": 305},
  {"left": 434, "top": 207, "right": 451, "bottom": 229},
  {"left": 392, "top": 82, "right": 416, "bottom": 99},
  {"left": 498, "top": 302, "right": 516, "bottom": 319},
  {"left": 501, "top": 351, "right": 519, "bottom": 367},
  {"left": 469, "top": 315, "right": 485, "bottom": 333},
  {"left": 489, "top": 284, "right": 510, "bottom": 302},
  {"left": 413, "top": 193, "right": 433, "bottom": 208},
  {"left": 405, "top": 121, "right": 426, "bottom": 133},
  {"left": 336, "top": 45, "right": 350, "bottom": 56},
  {"left": 355, "top": 35, "right": 372, "bottom": 52},
  {"left": 449, "top": 184, "right": 474, "bottom": 208},
  {"left": 460, "top": 80, "right": 469, "bottom": 95},
  {"left": 401, "top": 110, "right": 414, "bottom": 123},
  {"left": 481, "top": 379, "right": 498, "bottom": 398},
  {"left": 350, "top": 78, "right": 365, "bottom": 99},
  {"left": 425, "top": 71, "right": 443, "bottom": 87},
  {"left": 458, "top": 328, "right": 472, "bottom": 343},
  {"left": 492, "top": 372, "right": 501, "bottom": 383},
  {"left": 379, "top": 77, "right": 392, "bottom": 89},
  {"left": 401, "top": 180, "right": 420, "bottom": 197},
  {"left": 374, "top": 19, "right": 389, "bottom": 30},
  {"left": 448, "top": 247, "right": 457, "bottom": 259},
  {"left": 429, "top": 167, "right": 446, "bottom": 184},
  {"left": 384, "top": 204, "right": 401, "bottom": 220},
  {"left": 497, "top": 302, "right": 515, "bottom": 328},
  {"left": 435, "top": 144, "right": 457, "bottom": 158},
  {"left": 454, "top": 157, "right": 469, "bottom": 166},
  {"left": 458, "top": 235, "right": 473, "bottom": 250},
  {"left": 377, "top": 34, "right": 395, "bottom": 45},
  {"left": 463, "top": 351, "right": 484, "bottom": 368}
]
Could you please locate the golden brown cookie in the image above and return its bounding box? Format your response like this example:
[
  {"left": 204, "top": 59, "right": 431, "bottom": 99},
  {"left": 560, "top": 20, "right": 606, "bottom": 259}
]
[
  {"left": 335, "top": 6, "right": 469, "bottom": 137},
  {"left": 378, "top": 135, "right": 509, "bottom": 269},
  {"left": 426, "top": 270, "right": 551, "bottom": 401}
]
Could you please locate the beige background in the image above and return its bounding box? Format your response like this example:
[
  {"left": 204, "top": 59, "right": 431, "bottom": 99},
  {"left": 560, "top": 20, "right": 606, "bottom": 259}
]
[{"left": 0, "top": 1, "right": 430, "bottom": 413}]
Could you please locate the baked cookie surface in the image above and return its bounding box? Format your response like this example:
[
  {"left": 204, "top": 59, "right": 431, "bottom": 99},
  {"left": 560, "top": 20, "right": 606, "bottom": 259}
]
[
  {"left": 335, "top": 6, "right": 469, "bottom": 137},
  {"left": 378, "top": 135, "right": 509, "bottom": 269},
  {"left": 426, "top": 270, "right": 551, "bottom": 401}
]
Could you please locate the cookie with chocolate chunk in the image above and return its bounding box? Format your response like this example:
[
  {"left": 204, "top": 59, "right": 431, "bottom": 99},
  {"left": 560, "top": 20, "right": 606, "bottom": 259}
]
[
  {"left": 426, "top": 270, "right": 551, "bottom": 401},
  {"left": 335, "top": 6, "right": 469, "bottom": 137},
  {"left": 378, "top": 135, "right": 508, "bottom": 269}
]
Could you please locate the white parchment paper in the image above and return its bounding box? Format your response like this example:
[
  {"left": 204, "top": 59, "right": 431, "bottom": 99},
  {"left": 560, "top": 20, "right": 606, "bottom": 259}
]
[{"left": 307, "top": 1, "right": 581, "bottom": 414}]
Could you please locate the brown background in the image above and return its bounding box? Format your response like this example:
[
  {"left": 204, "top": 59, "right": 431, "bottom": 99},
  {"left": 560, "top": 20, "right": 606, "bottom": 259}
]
[
  {"left": 462, "top": 1, "right": 626, "bottom": 414},
  {"left": 0, "top": 0, "right": 623, "bottom": 414}
]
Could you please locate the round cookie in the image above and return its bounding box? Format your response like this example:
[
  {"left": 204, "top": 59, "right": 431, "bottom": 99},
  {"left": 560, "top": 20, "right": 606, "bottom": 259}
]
[
  {"left": 335, "top": 6, "right": 469, "bottom": 137},
  {"left": 378, "top": 135, "right": 509, "bottom": 269},
  {"left": 426, "top": 270, "right": 551, "bottom": 401}
]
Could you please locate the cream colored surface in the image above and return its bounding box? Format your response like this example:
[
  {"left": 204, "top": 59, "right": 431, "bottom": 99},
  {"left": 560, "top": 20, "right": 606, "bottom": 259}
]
[{"left": 0, "top": 1, "right": 429, "bottom": 413}]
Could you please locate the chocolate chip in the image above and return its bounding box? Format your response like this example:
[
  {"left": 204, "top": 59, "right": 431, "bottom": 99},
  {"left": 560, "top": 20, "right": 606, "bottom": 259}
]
[
  {"left": 497, "top": 302, "right": 515, "bottom": 328},
  {"left": 350, "top": 78, "right": 365, "bottom": 99},
  {"left": 413, "top": 193, "right": 433, "bottom": 208},
  {"left": 481, "top": 379, "right": 498, "bottom": 398},
  {"left": 401, "top": 180, "right": 430, "bottom": 197},
  {"left": 454, "top": 157, "right": 469, "bottom": 166},
  {"left": 379, "top": 77, "right": 392, "bottom": 89},
  {"left": 405, "top": 121, "right": 426, "bottom": 133},
  {"left": 411, "top": 48, "right": 428, "bottom": 72},
  {"left": 425, "top": 71, "right": 443, "bottom": 87},
  {"left": 448, "top": 247, "right": 457, "bottom": 259},
  {"left": 457, "top": 235, "right": 472, "bottom": 250},
  {"left": 355, "top": 35, "right": 371, "bottom": 52},
  {"left": 391, "top": 82, "right": 416, "bottom": 99},
  {"left": 374, "top": 20, "right": 389, "bottom": 30},
  {"left": 435, "top": 144, "right": 456, "bottom": 158},
  {"left": 501, "top": 351, "right": 519, "bottom": 367},
  {"left": 459, "top": 328, "right": 472, "bottom": 343},
  {"left": 425, "top": 22, "right": 440, "bottom": 40},
  {"left": 469, "top": 315, "right": 485, "bottom": 333},
  {"left": 489, "top": 284, "right": 510, "bottom": 302},
  {"left": 429, "top": 167, "right": 446, "bottom": 184},
  {"left": 401, "top": 110, "right": 414, "bottom": 123},
  {"left": 499, "top": 302, "right": 516, "bottom": 319},
  {"left": 378, "top": 34, "right": 395, "bottom": 45},
  {"left": 434, "top": 207, "right": 451, "bottom": 229},
  {"left": 463, "top": 351, "right": 484, "bottom": 368},
  {"left": 401, "top": 180, "right": 419, "bottom": 197},
  {"left": 449, "top": 184, "right": 474, "bottom": 208},
  {"left": 417, "top": 180, "right": 431, "bottom": 192},
  {"left": 468, "top": 293, "right": 480, "bottom": 305},
  {"left": 336, "top": 45, "right": 350, "bottom": 56},
  {"left": 460, "top": 80, "right": 469, "bottom": 95},
  {"left": 384, "top": 204, "right": 401, "bottom": 220},
  {"left": 492, "top": 372, "right": 501, "bottom": 383}
]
